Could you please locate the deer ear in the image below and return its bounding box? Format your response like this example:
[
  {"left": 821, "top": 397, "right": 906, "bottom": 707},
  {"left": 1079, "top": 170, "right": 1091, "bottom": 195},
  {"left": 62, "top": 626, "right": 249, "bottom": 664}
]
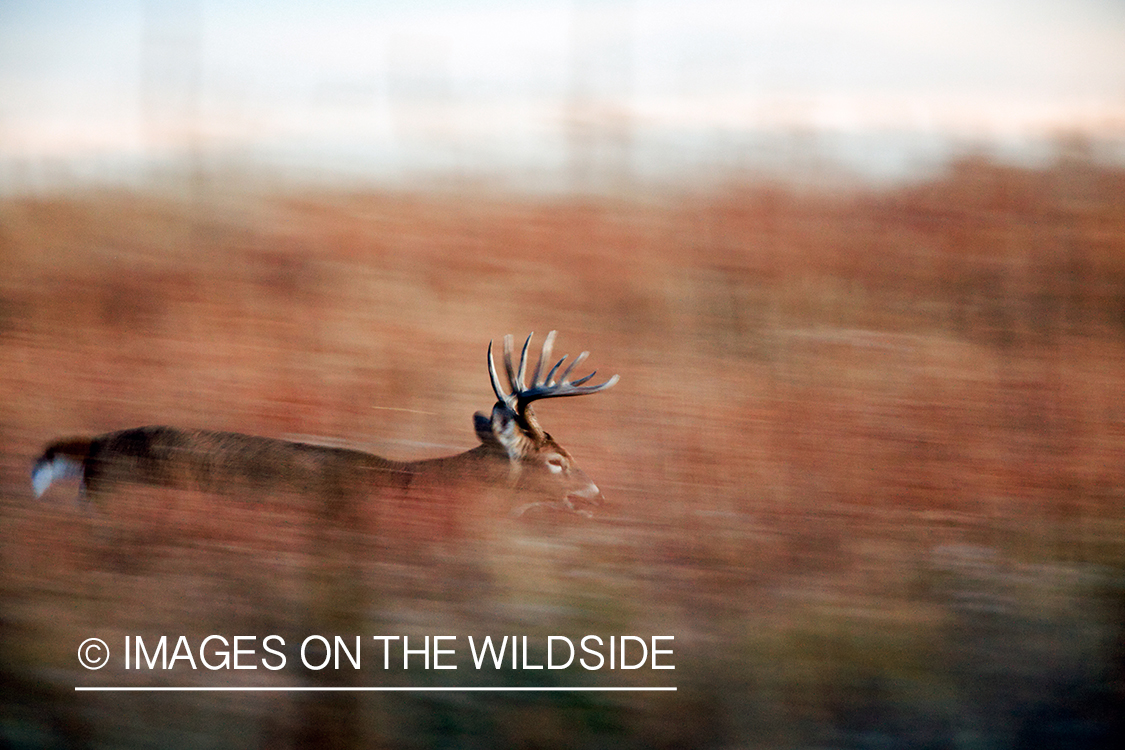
[
  {"left": 474, "top": 412, "right": 497, "bottom": 445},
  {"left": 475, "top": 404, "right": 528, "bottom": 460}
]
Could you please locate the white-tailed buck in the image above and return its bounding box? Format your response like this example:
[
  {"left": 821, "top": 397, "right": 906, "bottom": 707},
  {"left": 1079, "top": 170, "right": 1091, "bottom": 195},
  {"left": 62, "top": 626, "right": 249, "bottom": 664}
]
[{"left": 32, "top": 331, "right": 618, "bottom": 518}]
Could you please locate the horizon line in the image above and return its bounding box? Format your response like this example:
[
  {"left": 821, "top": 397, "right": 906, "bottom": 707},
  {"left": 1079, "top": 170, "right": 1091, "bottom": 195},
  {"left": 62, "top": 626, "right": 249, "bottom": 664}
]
[{"left": 76, "top": 686, "right": 677, "bottom": 692}]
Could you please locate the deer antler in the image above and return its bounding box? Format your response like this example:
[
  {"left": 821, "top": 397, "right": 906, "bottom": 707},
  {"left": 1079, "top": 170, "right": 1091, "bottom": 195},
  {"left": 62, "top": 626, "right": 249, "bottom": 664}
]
[{"left": 488, "top": 331, "right": 618, "bottom": 431}]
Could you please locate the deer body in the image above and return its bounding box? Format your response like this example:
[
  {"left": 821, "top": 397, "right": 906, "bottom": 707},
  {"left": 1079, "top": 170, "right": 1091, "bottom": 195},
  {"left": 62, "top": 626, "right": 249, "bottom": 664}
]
[
  {"left": 32, "top": 332, "right": 616, "bottom": 518},
  {"left": 33, "top": 426, "right": 402, "bottom": 501}
]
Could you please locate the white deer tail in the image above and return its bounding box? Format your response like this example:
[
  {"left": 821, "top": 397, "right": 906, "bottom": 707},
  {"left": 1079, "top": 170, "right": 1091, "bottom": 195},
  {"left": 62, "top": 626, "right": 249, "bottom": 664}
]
[{"left": 31, "top": 439, "right": 90, "bottom": 497}]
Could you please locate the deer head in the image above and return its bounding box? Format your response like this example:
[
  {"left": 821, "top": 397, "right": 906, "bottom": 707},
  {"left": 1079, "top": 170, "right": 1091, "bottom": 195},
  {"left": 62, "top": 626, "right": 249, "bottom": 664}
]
[{"left": 473, "top": 331, "right": 618, "bottom": 516}]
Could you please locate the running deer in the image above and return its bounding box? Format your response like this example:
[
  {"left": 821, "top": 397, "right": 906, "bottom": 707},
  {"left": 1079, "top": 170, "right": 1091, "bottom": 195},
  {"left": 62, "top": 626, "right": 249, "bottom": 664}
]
[{"left": 31, "top": 332, "right": 618, "bottom": 518}]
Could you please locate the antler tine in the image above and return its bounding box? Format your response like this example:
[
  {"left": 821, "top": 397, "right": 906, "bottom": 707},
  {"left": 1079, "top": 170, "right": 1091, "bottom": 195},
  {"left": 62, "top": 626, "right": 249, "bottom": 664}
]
[
  {"left": 581, "top": 372, "right": 619, "bottom": 392},
  {"left": 593, "top": 373, "right": 620, "bottom": 391},
  {"left": 544, "top": 355, "right": 567, "bottom": 387},
  {"left": 530, "top": 330, "right": 556, "bottom": 387},
  {"left": 515, "top": 333, "right": 533, "bottom": 390},
  {"left": 487, "top": 340, "right": 511, "bottom": 406},
  {"left": 571, "top": 369, "right": 598, "bottom": 386},
  {"left": 502, "top": 334, "right": 520, "bottom": 394},
  {"left": 559, "top": 351, "right": 589, "bottom": 385}
]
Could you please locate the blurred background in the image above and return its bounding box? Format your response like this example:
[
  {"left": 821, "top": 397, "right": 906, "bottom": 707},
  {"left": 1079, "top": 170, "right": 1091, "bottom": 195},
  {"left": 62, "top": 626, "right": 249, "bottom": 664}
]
[{"left": 2, "top": 0, "right": 1125, "bottom": 747}]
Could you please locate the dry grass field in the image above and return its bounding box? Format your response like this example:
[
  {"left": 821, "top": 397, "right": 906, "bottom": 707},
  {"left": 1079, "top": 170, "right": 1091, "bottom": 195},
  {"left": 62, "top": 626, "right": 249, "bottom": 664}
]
[{"left": 2, "top": 154, "right": 1125, "bottom": 748}]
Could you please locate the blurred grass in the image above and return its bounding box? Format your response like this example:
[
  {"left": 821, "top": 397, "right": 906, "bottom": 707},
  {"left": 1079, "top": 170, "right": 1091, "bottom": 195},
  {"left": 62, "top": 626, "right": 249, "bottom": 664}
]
[{"left": 2, "top": 154, "right": 1125, "bottom": 748}]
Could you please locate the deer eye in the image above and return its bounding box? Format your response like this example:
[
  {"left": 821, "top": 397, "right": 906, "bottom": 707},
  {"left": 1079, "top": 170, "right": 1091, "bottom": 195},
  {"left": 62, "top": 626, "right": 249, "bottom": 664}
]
[{"left": 546, "top": 456, "right": 566, "bottom": 473}]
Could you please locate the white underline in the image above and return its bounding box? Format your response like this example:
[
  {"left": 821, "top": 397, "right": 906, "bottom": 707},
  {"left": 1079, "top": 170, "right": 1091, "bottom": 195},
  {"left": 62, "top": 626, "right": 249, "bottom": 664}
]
[{"left": 76, "top": 686, "right": 676, "bottom": 692}]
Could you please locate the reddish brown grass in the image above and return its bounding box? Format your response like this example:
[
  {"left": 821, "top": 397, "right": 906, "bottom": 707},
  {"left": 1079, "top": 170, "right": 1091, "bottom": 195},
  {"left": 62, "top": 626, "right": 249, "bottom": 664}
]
[{"left": 2, "top": 156, "right": 1124, "bottom": 747}]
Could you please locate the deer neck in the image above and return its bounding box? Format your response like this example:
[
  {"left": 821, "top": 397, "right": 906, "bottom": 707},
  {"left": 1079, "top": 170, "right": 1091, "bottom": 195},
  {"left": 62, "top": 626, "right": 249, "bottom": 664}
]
[{"left": 402, "top": 443, "right": 510, "bottom": 483}]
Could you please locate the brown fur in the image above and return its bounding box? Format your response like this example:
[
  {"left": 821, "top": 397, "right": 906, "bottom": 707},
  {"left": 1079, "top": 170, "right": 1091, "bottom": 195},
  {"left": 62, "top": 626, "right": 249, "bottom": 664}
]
[{"left": 33, "top": 420, "right": 603, "bottom": 519}]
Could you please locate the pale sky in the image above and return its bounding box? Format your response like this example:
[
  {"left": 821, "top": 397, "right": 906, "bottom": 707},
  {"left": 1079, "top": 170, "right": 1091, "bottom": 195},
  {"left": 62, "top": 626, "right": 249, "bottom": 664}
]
[{"left": 1, "top": 0, "right": 1123, "bottom": 188}]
